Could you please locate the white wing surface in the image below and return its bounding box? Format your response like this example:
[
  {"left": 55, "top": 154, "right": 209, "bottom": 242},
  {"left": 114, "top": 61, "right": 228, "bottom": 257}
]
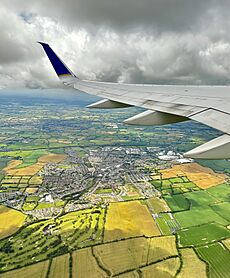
[{"left": 39, "top": 42, "right": 230, "bottom": 159}]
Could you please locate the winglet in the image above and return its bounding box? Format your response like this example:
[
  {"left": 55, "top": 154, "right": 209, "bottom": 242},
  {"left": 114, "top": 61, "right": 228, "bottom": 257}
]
[{"left": 38, "top": 42, "right": 77, "bottom": 79}]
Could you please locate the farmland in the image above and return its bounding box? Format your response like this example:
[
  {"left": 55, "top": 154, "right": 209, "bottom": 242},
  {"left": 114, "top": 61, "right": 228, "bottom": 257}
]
[
  {"left": 178, "top": 248, "right": 206, "bottom": 278},
  {"left": 92, "top": 236, "right": 178, "bottom": 276},
  {"left": 174, "top": 207, "right": 228, "bottom": 228},
  {"left": 164, "top": 194, "right": 190, "bottom": 212},
  {"left": 196, "top": 243, "right": 230, "bottom": 278},
  {"left": 3, "top": 153, "right": 66, "bottom": 176},
  {"left": 72, "top": 248, "right": 107, "bottom": 278},
  {"left": 210, "top": 202, "right": 230, "bottom": 221},
  {"left": 178, "top": 223, "right": 230, "bottom": 247},
  {"left": 0, "top": 261, "right": 49, "bottom": 278},
  {"left": 49, "top": 254, "right": 70, "bottom": 278},
  {"left": 145, "top": 197, "right": 170, "bottom": 213},
  {"left": 160, "top": 163, "right": 227, "bottom": 189},
  {"left": 0, "top": 205, "right": 26, "bottom": 239},
  {"left": 0, "top": 93, "right": 230, "bottom": 277},
  {"left": 0, "top": 235, "right": 178, "bottom": 277},
  {"left": 104, "top": 201, "right": 160, "bottom": 242},
  {"left": 140, "top": 258, "right": 180, "bottom": 278},
  {"left": 174, "top": 190, "right": 229, "bottom": 228},
  {"left": 206, "top": 183, "right": 230, "bottom": 201}
]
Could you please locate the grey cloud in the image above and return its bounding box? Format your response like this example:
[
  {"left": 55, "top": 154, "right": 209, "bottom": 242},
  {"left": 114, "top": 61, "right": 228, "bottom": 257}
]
[
  {"left": 1, "top": 0, "right": 230, "bottom": 88},
  {"left": 16, "top": 0, "right": 226, "bottom": 32}
]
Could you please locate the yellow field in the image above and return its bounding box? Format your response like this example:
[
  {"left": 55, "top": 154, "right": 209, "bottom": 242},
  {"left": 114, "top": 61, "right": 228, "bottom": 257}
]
[
  {"left": 72, "top": 248, "right": 107, "bottom": 278},
  {"left": 1, "top": 260, "right": 49, "bottom": 278},
  {"left": 160, "top": 163, "right": 226, "bottom": 189},
  {"left": 49, "top": 254, "right": 70, "bottom": 278},
  {"left": 104, "top": 201, "right": 160, "bottom": 242},
  {"left": 147, "top": 236, "right": 178, "bottom": 263},
  {"left": 93, "top": 237, "right": 149, "bottom": 275},
  {"left": 222, "top": 238, "right": 230, "bottom": 250},
  {"left": 140, "top": 257, "right": 180, "bottom": 277},
  {"left": 0, "top": 205, "right": 26, "bottom": 239},
  {"left": 25, "top": 187, "right": 38, "bottom": 194},
  {"left": 146, "top": 197, "right": 170, "bottom": 213},
  {"left": 3, "top": 154, "right": 66, "bottom": 176},
  {"left": 29, "top": 176, "right": 43, "bottom": 185},
  {"left": 93, "top": 236, "right": 178, "bottom": 276},
  {"left": 178, "top": 248, "right": 206, "bottom": 278}
]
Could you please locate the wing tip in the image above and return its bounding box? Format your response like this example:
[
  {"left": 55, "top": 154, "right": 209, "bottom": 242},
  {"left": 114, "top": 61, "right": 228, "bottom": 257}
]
[{"left": 38, "top": 41, "right": 77, "bottom": 79}]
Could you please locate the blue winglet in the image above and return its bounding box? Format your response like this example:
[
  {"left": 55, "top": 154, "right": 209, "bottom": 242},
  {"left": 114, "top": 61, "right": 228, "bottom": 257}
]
[{"left": 38, "top": 42, "right": 77, "bottom": 78}]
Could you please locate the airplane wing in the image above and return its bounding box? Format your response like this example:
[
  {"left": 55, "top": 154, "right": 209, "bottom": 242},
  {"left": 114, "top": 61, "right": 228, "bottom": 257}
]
[{"left": 38, "top": 42, "right": 230, "bottom": 160}]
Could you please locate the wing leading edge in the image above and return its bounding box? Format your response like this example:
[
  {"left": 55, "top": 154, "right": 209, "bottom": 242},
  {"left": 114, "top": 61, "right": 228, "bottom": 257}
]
[{"left": 39, "top": 42, "right": 230, "bottom": 160}]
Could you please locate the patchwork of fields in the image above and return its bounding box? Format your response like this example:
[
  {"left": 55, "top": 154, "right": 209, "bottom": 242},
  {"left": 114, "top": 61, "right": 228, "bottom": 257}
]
[
  {"left": 0, "top": 149, "right": 230, "bottom": 277},
  {"left": 1, "top": 236, "right": 180, "bottom": 278}
]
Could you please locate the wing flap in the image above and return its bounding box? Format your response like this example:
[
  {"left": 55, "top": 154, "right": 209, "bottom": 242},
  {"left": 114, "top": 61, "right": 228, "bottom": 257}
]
[
  {"left": 184, "top": 134, "right": 230, "bottom": 159},
  {"left": 190, "top": 108, "right": 230, "bottom": 134}
]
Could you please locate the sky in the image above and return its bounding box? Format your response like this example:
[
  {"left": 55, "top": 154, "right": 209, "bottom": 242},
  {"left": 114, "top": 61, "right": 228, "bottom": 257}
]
[{"left": 1, "top": 0, "right": 230, "bottom": 89}]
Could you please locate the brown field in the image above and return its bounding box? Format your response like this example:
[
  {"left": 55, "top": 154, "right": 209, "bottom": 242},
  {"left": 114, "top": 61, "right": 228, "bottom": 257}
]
[
  {"left": 178, "top": 248, "right": 206, "bottom": 278},
  {"left": 146, "top": 197, "right": 170, "bottom": 213},
  {"left": 140, "top": 257, "right": 180, "bottom": 278},
  {"left": 72, "top": 248, "right": 107, "bottom": 278},
  {"left": 1, "top": 260, "right": 49, "bottom": 278},
  {"left": 222, "top": 238, "right": 230, "bottom": 250},
  {"left": 4, "top": 160, "right": 45, "bottom": 176},
  {"left": 104, "top": 201, "right": 160, "bottom": 242},
  {"left": 93, "top": 236, "right": 178, "bottom": 276},
  {"left": 49, "top": 254, "right": 70, "bottom": 278},
  {"left": 0, "top": 205, "right": 26, "bottom": 239},
  {"left": 3, "top": 154, "right": 66, "bottom": 176},
  {"left": 160, "top": 163, "right": 227, "bottom": 189},
  {"left": 38, "top": 154, "right": 66, "bottom": 163}
]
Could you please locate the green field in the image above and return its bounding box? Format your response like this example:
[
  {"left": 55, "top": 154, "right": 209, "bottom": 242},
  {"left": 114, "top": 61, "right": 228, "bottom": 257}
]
[
  {"left": 211, "top": 202, "right": 230, "bottom": 221},
  {"left": 196, "top": 242, "right": 230, "bottom": 278},
  {"left": 206, "top": 184, "right": 230, "bottom": 202},
  {"left": 156, "top": 213, "right": 180, "bottom": 235},
  {"left": 178, "top": 223, "right": 230, "bottom": 247},
  {"left": 164, "top": 194, "right": 190, "bottom": 212},
  {"left": 174, "top": 207, "right": 228, "bottom": 228},
  {"left": 1, "top": 97, "right": 230, "bottom": 278},
  {"left": 183, "top": 191, "right": 219, "bottom": 207},
  {"left": 95, "top": 188, "right": 113, "bottom": 194}
]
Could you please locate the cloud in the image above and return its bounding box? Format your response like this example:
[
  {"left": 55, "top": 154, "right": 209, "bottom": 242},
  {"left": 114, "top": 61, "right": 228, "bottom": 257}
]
[{"left": 1, "top": 0, "right": 230, "bottom": 88}]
